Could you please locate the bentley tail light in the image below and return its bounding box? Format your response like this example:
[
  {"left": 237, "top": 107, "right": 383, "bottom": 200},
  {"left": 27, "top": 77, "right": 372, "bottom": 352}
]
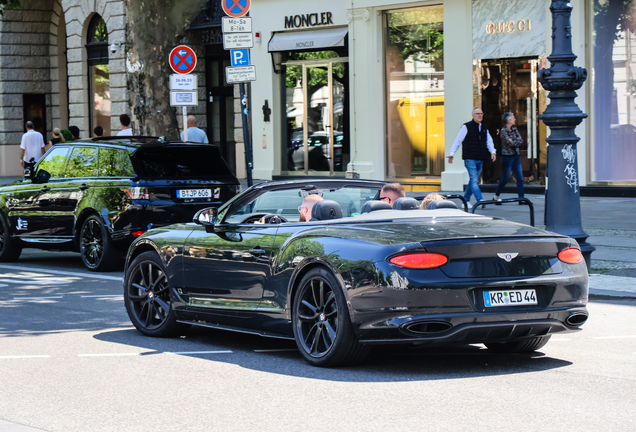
[
  {"left": 132, "top": 231, "right": 146, "bottom": 237},
  {"left": 389, "top": 253, "right": 448, "bottom": 269},
  {"left": 558, "top": 248, "right": 583, "bottom": 264},
  {"left": 121, "top": 187, "right": 149, "bottom": 200}
]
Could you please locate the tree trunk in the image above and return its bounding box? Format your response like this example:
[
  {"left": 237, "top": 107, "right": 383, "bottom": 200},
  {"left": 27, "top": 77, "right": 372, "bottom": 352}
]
[{"left": 125, "top": 0, "right": 208, "bottom": 138}]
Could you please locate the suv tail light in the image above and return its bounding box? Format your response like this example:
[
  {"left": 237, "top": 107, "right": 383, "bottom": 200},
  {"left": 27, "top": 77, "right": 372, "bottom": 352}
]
[
  {"left": 389, "top": 253, "right": 448, "bottom": 269},
  {"left": 558, "top": 248, "right": 583, "bottom": 264},
  {"left": 121, "top": 187, "right": 149, "bottom": 200}
]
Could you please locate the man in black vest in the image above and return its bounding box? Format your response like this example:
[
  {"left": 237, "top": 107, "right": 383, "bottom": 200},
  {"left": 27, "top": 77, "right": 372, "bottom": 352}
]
[{"left": 447, "top": 107, "right": 497, "bottom": 208}]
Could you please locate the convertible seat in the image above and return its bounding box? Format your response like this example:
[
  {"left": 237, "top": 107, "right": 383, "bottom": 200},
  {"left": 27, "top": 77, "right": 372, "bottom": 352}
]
[
  {"left": 427, "top": 200, "right": 458, "bottom": 210},
  {"left": 393, "top": 197, "right": 420, "bottom": 210},
  {"left": 311, "top": 200, "right": 343, "bottom": 220},
  {"left": 361, "top": 200, "right": 392, "bottom": 213}
]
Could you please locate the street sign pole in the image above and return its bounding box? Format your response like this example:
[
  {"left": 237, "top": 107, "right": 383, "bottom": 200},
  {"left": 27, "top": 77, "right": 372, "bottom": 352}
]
[
  {"left": 182, "top": 106, "right": 188, "bottom": 142},
  {"left": 240, "top": 83, "right": 253, "bottom": 187},
  {"left": 222, "top": 0, "right": 253, "bottom": 186}
]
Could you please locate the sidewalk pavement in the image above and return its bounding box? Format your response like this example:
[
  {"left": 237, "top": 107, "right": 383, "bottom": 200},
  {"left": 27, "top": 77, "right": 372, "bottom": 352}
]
[{"left": 1, "top": 176, "right": 635, "bottom": 299}]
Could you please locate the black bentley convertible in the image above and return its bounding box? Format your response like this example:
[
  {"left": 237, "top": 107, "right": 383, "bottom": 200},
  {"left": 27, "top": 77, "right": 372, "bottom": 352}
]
[{"left": 123, "top": 179, "right": 589, "bottom": 367}]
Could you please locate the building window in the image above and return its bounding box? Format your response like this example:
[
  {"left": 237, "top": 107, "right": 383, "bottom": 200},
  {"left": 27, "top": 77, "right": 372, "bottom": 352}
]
[
  {"left": 592, "top": 0, "right": 636, "bottom": 182},
  {"left": 86, "top": 15, "right": 111, "bottom": 136},
  {"left": 281, "top": 51, "right": 350, "bottom": 174},
  {"left": 385, "top": 5, "right": 444, "bottom": 179}
]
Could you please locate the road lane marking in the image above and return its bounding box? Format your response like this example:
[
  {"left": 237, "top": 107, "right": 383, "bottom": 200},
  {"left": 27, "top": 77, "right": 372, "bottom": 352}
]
[
  {"left": 13, "top": 296, "right": 63, "bottom": 300},
  {"left": 592, "top": 335, "right": 636, "bottom": 340},
  {"left": 78, "top": 353, "right": 143, "bottom": 357},
  {"left": 0, "top": 355, "right": 50, "bottom": 359},
  {"left": 254, "top": 349, "right": 298, "bottom": 353},
  {"left": 0, "top": 264, "right": 122, "bottom": 281},
  {"left": 165, "top": 350, "right": 232, "bottom": 355},
  {"left": 80, "top": 295, "right": 123, "bottom": 298}
]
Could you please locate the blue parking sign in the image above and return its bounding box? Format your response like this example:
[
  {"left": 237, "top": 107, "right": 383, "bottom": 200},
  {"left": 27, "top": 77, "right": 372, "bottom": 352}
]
[{"left": 230, "top": 49, "right": 250, "bottom": 67}]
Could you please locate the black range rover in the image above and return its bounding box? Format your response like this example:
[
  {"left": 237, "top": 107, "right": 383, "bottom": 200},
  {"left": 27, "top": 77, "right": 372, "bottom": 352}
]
[{"left": 0, "top": 137, "right": 240, "bottom": 271}]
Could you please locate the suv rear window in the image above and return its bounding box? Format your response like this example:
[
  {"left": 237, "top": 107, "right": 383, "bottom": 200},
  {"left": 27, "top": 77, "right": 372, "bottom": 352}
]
[{"left": 130, "top": 145, "right": 235, "bottom": 179}]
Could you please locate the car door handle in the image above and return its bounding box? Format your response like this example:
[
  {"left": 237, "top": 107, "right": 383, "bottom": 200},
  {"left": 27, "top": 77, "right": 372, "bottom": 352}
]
[
  {"left": 249, "top": 248, "right": 267, "bottom": 257},
  {"left": 79, "top": 183, "right": 89, "bottom": 191},
  {"left": 40, "top": 186, "right": 50, "bottom": 192}
]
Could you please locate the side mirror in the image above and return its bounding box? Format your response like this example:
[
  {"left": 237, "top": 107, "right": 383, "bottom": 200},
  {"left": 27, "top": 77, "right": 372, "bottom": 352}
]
[
  {"left": 34, "top": 169, "right": 51, "bottom": 184},
  {"left": 193, "top": 207, "right": 218, "bottom": 233}
]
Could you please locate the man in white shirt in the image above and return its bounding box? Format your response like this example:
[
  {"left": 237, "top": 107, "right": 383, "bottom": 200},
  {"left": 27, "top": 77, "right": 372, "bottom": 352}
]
[
  {"left": 447, "top": 107, "right": 497, "bottom": 207},
  {"left": 20, "top": 121, "right": 46, "bottom": 169},
  {"left": 117, "top": 114, "right": 133, "bottom": 136},
  {"left": 180, "top": 116, "right": 209, "bottom": 143}
]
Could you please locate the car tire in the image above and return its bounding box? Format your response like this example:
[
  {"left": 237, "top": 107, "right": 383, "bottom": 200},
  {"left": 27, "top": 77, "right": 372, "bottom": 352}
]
[
  {"left": 485, "top": 335, "right": 552, "bottom": 353},
  {"left": 292, "top": 267, "right": 369, "bottom": 367},
  {"left": 124, "top": 251, "right": 187, "bottom": 337},
  {"left": 0, "top": 213, "right": 21, "bottom": 262},
  {"left": 79, "top": 215, "right": 118, "bottom": 272}
]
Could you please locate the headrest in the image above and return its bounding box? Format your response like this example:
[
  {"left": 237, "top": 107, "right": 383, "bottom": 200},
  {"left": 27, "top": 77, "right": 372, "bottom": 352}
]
[
  {"left": 311, "top": 200, "right": 343, "bottom": 221},
  {"left": 361, "top": 200, "right": 392, "bottom": 213},
  {"left": 393, "top": 197, "right": 419, "bottom": 210},
  {"left": 427, "top": 200, "right": 458, "bottom": 210}
]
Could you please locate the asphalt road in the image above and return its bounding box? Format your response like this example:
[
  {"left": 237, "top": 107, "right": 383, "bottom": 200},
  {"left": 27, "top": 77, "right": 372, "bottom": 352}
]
[{"left": 0, "top": 251, "right": 635, "bottom": 432}]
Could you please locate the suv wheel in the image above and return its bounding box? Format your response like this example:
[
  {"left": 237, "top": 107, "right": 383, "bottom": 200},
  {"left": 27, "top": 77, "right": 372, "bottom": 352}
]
[
  {"left": 0, "top": 213, "right": 21, "bottom": 262},
  {"left": 79, "top": 215, "right": 118, "bottom": 272}
]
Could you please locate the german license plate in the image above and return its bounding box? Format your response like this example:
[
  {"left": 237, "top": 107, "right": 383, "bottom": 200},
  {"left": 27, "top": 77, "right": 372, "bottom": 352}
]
[
  {"left": 484, "top": 289, "right": 537, "bottom": 307},
  {"left": 177, "top": 189, "right": 211, "bottom": 199}
]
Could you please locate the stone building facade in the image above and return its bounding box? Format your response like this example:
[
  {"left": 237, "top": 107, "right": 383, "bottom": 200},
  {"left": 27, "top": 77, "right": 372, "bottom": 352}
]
[{"left": 0, "top": 0, "right": 244, "bottom": 178}]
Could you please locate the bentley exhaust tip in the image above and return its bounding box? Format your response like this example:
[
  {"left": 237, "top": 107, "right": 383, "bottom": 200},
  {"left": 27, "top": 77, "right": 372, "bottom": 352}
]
[
  {"left": 565, "top": 313, "right": 588, "bottom": 327},
  {"left": 403, "top": 321, "right": 453, "bottom": 335}
]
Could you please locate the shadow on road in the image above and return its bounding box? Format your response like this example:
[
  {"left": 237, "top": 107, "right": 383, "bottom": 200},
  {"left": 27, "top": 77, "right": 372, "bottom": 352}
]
[{"left": 93, "top": 326, "right": 573, "bottom": 382}]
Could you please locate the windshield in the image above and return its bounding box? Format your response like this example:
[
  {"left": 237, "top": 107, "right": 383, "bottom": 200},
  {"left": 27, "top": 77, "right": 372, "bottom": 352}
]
[
  {"left": 225, "top": 186, "right": 379, "bottom": 223},
  {"left": 130, "top": 145, "right": 235, "bottom": 179}
]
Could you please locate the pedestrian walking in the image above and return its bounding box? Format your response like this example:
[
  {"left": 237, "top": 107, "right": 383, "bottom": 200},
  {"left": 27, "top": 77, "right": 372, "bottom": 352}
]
[
  {"left": 20, "top": 121, "right": 45, "bottom": 169},
  {"left": 46, "top": 127, "right": 65, "bottom": 151},
  {"left": 494, "top": 112, "right": 525, "bottom": 203},
  {"left": 69, "top": 126, "right": 81, "bottom": 140},
  {"left": 180, "top": 116, "right": 209, "bottom": 143},
  {"left": 447, "top": 107, "right": 497, "bottom": 208},
  {"left": 93, "top": 126, "right": 104, "bottom": 138},
  {"left": 117, "top": 114, "right": 133, "bottom": 136}
]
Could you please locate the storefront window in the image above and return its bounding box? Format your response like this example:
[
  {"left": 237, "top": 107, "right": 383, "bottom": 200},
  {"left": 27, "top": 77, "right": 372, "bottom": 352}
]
[
  {"left": 593, "top": 1, "right": 636, "bottom": 182},
  {"left": 86, "top": 15, "right": 110, "bottom": 137},
  {"left": 282, "top": 51, "right": 349, "bottom": 174},
  {"left": 385, "top": 5, "right": 444, "bottom": 179}
]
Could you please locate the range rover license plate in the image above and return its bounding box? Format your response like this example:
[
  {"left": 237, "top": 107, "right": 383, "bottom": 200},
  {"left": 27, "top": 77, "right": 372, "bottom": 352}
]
[
  {"left": 177, "top": 189, "right": 212, "bottom": 199},
  {"left": 484, "top": 289, "right": 537, "bottom": 307}
]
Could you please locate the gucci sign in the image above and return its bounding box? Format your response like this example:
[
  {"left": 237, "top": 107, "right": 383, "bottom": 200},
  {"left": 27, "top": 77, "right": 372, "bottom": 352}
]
[{"left": 486, "top": 19, "right": 532, "bottom": 35}]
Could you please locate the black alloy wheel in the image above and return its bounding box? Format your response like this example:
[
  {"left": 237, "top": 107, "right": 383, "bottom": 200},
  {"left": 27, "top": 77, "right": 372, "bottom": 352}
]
[
  {"left": 485, "top": 335, "right": 552, "bottom": 353},
  {"left": 0, "top": 213, "right": 21, "bottom": 262},
  {"left": 292, "top": 267, "right": 369, "bottom": 367},
  {"left": 80, "top": 215, "right": 116, "bottom": 271},
  {"left": 124, "top": 251, "right": 186, "bottom": 337}
]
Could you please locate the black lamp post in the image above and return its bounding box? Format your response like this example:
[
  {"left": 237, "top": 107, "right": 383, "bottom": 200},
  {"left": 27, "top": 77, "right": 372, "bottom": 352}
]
[{"left": 538, "top": 0, "right": 595, "bottom": 268}]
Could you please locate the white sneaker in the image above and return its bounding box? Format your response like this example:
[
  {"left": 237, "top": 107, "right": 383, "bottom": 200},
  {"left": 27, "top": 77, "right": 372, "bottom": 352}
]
[{"left": 466, "top": 202, "right": 472, "bottom": 209}]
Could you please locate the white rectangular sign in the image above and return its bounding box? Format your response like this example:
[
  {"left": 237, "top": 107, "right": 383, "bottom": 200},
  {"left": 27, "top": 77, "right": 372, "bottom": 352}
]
[
  {"left": 170, "top": 91, "right": 198, "bottom": 106},
  {"left": 225, "top": 66, "right": 257, "bottom": 83},
  {"left": 169, "top": 74, "right": 198, "bottom": 91},
  {"left": 223, "top": 33, "right": 254, "bottom": 50},
  {"left": 222, "top": 17, "right": 252, "bottom": 34}
]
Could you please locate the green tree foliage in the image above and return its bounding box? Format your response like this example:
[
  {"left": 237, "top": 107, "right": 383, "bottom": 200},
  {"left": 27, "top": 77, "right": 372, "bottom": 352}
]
[
  {"left": 0, "top": 0, "right": 20, "bottom": 16},
  {"left": 387, "top": 7, "right": 444, "bottom": 72},
  {"left": 285, "top": 51, "right": 345, "bottom": 89},
  {"left": 60, "top": 129, "right": 73, "bottom": 142}
]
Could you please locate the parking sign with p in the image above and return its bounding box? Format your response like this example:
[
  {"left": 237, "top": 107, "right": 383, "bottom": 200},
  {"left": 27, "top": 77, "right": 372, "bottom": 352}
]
[{"left": 231, "top": 49, "right": 250, "bottom": 67}]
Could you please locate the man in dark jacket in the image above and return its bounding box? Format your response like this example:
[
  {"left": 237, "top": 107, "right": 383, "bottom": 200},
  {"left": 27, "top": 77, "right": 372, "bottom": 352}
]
[{"left": 447, "top": 107, "right": 497, "bottom": 208}]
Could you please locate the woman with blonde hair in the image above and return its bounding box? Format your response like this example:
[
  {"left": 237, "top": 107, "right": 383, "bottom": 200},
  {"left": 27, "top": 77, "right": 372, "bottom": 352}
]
[
  {"left": 47, "top": 128, "right": 65, "bottom": 151},
  {"left": 420, "top": 193, "right": 446, "bottom": 209}
]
